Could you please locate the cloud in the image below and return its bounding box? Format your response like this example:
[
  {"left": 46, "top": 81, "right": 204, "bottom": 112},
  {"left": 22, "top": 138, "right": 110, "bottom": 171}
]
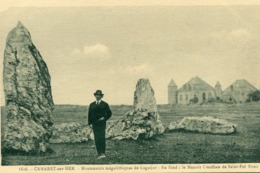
[
  {"left": 210, "top": 28, "right": 253, "bottom": 43},
  {"left": 206, "top": 28, "right": 256, "bottom": 55},
  {"left": 229, "top": 28, "right": 251, "bottom": 38},
  {"left": 83, "top": 43, "right": 110, "bottom": 59},
  {"left": 228, "top": 29, "right": 254, "bottom": 44},
  {"left": 71, "top": 48, "right": 81, "bottom": 56},
  {"left": 71, "top": 43, "right": 110, "bottom": 60},
  {"left": 124, "top": 63, "right": 154, "bottom": 76}
]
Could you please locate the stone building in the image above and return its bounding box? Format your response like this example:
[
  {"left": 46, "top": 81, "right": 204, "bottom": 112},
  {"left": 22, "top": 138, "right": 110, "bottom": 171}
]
[
  {"left": 168, "top": 76, "right": 217, "bottom": 104},
  {"left": 177, "top": 76, "right": 216, "bottom": 104},
  {"left": 168, "top": 77, "right": 257, "bottom": 104},
  {"left": 222, "top": 79, "right": 258, "bottom": 103}
]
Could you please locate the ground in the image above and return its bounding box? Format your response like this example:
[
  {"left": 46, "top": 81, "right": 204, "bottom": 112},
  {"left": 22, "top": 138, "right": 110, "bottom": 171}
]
[{"left": 1, "top": 103, "right": 260, "bottom": 165}]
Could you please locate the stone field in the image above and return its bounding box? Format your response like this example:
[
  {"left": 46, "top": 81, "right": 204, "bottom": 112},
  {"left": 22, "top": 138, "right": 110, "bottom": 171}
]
[{"left": 1, "top": 103, "right": 260, "bottom": 165}]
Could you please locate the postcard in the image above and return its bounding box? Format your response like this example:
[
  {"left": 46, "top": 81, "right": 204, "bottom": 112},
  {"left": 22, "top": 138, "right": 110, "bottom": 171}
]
[{"left": 0, "top": 1, "right": 259, "bottom": 173}]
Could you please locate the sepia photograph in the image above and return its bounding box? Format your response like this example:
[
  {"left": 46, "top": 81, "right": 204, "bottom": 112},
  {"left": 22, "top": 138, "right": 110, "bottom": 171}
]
[{"left": 0, "top": 0, "right": 259, "bottom": 172}]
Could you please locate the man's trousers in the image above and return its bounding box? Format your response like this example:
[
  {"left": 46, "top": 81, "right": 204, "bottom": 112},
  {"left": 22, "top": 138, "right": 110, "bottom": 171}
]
[{"left": 93, "top": 126, "right": 106, "bottom": 155}]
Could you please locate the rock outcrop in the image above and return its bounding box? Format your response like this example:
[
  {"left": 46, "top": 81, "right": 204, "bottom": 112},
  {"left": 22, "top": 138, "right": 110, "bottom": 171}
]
[
  {"left": 167, "top": 116, "right": 236, "bottom": 134},
  {"left": 3, "top": 22, "right": 54, "bottom": 152},
  {"left": 50, "top": 123, "right": 94, "bottom": 143},
  {"left": 106, "top": 78, "right": 165, "bottom": 140}
]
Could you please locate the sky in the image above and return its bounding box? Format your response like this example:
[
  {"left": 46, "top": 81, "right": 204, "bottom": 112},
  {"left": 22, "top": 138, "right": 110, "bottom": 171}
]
[{"left": 0, "top": 5, "right": 260, "bottom": 105}]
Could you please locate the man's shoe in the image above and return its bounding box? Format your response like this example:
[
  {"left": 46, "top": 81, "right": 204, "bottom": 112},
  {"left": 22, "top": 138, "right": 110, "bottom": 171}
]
[{"left": 97, "top": 154, "right": 106, "bottom": 160}]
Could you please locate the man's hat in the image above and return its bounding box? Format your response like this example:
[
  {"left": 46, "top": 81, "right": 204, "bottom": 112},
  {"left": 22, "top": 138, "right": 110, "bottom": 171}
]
[{"left": 94, "top": 90, "right": 104, "bottom": 96}]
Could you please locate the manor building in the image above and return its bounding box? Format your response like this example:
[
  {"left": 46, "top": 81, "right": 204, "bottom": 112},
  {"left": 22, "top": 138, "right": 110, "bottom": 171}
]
[
  {"left": 222, "top": 79, "right": 258, "bottom": 103},
  {"left": 168, "top": 77, "right": 257, "bottom": 104}
]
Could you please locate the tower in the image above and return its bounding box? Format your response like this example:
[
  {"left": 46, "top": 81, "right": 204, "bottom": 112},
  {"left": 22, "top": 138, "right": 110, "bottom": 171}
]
[
  {"left": 168, "top": 79, "right": 178, "bottom": 104},
  {"left": 215, "top": 81, "right": 222, "bottom": 100}
]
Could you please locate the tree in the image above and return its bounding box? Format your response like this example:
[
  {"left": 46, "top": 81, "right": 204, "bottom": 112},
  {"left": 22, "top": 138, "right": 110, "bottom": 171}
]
[
  {"left": 248, "top": 90, "right": 260, "bottom": 102},
  {"left": 190, "top": 95, "right": 199, "bottom": 104}
]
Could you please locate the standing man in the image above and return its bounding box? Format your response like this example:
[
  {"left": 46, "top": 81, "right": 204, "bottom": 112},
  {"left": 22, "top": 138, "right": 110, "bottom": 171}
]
[{"left": 88, "top": 90, "right": 112, "bottom": 159}]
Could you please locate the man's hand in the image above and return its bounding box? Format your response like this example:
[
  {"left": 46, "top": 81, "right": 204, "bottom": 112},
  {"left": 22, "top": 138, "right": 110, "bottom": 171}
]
[
  {"left": 89, "top": 124, "right": 93, "bottom": 128},
  {"left": 98, "top": 117, "right": 105, "bottom": 121}
]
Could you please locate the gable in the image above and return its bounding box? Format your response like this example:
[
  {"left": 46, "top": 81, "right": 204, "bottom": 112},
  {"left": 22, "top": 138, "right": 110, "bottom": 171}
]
[
  {"left": 223, "top": 79, "right": 257, "bottom": 93},
  {"left": 178, "top": 76, "right": 215, "bottom": 92}
]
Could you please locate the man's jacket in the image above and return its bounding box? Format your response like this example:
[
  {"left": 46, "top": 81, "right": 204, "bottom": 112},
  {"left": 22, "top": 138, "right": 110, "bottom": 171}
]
[{"left": 88, "top": 100, "right": 112, "bottom": 128}]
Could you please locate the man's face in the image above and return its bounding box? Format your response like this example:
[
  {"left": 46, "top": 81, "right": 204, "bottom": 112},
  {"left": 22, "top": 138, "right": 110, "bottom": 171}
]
[{"left": 95, "top": 95, "right": 102, "bottom": 101}]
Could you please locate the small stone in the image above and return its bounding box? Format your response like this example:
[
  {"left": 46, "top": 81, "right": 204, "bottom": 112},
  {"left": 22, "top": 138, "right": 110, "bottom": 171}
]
[
  {"left": 167, "top": 116, "right": 237, "bottom": 134},
  {"left": 50, "top": 123, "right": 93, "bottom": 143}
]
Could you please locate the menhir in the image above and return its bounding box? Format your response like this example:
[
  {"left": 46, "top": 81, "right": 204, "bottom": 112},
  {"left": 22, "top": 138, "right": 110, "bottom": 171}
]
[
  {"left": 106, "top": 78, "right": 165, "bottom": 140},
  {"left": 3, "top": 22, "right": 54, "bottom": 152}
]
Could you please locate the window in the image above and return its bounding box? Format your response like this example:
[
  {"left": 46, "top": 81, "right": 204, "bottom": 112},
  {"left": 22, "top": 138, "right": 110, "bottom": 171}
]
[
  {"left": 187, "top": 84, "right": 192, "bottom": 91},
  {"left": 208, "top": 92, "right": 212, "bottom": 99},
  {"left": 202, "top": 92, "right": 206, "bottom": 100}
]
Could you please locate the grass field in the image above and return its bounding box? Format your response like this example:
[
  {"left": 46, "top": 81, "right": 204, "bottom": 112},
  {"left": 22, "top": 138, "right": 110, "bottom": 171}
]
[{"left": 1, "top": 102, "right": 260, "bottom": 165}]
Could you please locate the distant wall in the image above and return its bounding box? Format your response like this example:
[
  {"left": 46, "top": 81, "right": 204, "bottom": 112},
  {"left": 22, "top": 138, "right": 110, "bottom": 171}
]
[
  {"left": 178, "top": 90, "right": 215, "bottom": 104},
  {"left": 222, "top": 90, "right": 257, "bottom": 103}
]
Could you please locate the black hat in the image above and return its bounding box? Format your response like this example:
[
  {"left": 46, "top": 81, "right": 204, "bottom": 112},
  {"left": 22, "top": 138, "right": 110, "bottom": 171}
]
[{"left": 94, "top": 90, "right": 104, "bottom": 96}]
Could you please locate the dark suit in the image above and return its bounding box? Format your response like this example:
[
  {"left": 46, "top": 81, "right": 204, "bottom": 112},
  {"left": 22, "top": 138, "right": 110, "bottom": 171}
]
[{"left": 88, "top": 100, "right": 112, "bottom": 155}]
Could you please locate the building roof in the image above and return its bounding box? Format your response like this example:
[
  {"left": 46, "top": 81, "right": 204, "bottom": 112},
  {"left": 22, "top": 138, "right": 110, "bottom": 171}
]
[
  {"left": 168, "top": 79, "right": 177, "bottom": 87},
  {"left": 223, "top": 79, "right": 258, "bottom": 92},
  {"left": 215, "top": 81, "right": 221, "bottom": 86},
  {"left": 178, "top": 76, "right": 215, "bottom": 92}
]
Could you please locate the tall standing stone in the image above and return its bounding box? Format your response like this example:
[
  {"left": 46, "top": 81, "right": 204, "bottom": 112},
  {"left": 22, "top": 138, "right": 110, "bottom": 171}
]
[
  {"left": 3, "top": 21, "right": 54, "bottom": 152},
  {"left": 106, "top": 78, "right": 165, "bottom": 140},
  {"left": 134, "top": 79, "right": 158, "bottom": 113}
]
